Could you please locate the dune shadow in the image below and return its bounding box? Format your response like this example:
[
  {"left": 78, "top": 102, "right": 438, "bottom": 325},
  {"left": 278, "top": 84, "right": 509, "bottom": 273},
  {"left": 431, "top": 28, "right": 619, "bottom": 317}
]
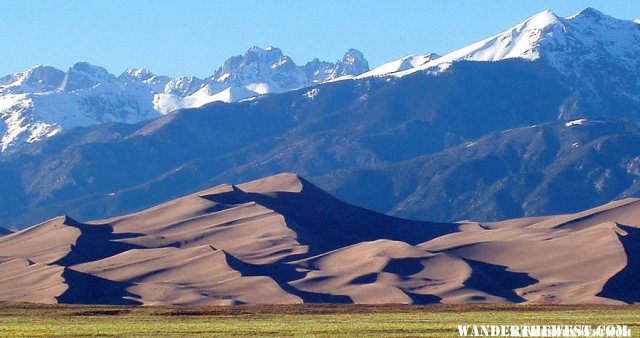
[
  {"left": 201, "top": 183, "right": 458, "bottom": 255},
  {"left": 351, "top": 273, "right": 378, "bottom": 285},
  {"left": 222, "top": 251, "right": 352, "bottom": 303},
  {"left": 597, "top": 224, "right": 640, "bottom": 303},
  {"left": 57, "top": 268, "right": 139, "bottom": 305},
  {"left": 56, "top": 216, "right": 144, "bottom": 266},
  {"left": 383, "top": 258, "right": 425, "bottom": 276},
  {"left": 404, "top": 292, "right": 442, "bottom": 304},
  {"left": 462, "top": 258, "right": 538, "bottom": 303}
]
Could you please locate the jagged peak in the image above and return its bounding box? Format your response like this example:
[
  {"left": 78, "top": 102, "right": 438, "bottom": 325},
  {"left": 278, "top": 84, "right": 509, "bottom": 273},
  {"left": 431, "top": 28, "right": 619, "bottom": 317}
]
[
  {"left": 567, "top": 7, "right": 609, "bottom": 20},
  {"left": 264, "top": 46, "right": 280, "bottom": 53},
  {"left": 120, "top": 67, "right": 155, "bottom": 81},
  {"left": 328, "top": 48, "right": 369, "bottom": 79},
  {"left": 210, "top": 45, "right": 371, "bottom": 87},
  {"left": 518, "top": 9, "right": 561, "bottom": 30},
  {"left": 58, "top": 62, "right": 114, "bottom": 92},
  {"left": 341, "top": 49, "right": 366, "bottom": 64},
  {"left": 244, "top": 45, "right": 284, "bottom": 60},
  {"left": 343, "top": 48, "right": 365, "bottom": 59},
  {"left": 0, "top": 64, "right": 65, "bottom": 90},
  {"left": 162, "top": 76, "right": 205, "bottom": 95},
  {"left": 306, "top": 57, "right": 323, "bottom": 64},
  {"left": 69, "top": 62, "right": 111, "bottom": 76},
  {"left": 20, "top": 65, "right": 65, "bottom": 87}
]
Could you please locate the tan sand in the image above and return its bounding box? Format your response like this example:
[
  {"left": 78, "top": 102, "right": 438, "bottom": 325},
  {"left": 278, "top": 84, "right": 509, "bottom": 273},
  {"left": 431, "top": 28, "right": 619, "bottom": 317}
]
[{"left": 0, "top": 173, "right": 638, "bottom": 305}]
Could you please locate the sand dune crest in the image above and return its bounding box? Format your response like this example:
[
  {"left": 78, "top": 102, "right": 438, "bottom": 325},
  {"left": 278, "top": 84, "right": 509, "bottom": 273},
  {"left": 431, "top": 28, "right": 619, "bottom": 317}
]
[{"left": 0, "top": 174, "right": 637, "bottom": 305}]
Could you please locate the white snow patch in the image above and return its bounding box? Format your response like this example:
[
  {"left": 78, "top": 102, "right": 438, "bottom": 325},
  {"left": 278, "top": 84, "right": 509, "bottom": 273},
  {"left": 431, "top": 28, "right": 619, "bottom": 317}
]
[
  {"left": 358, "top": 53, "right": 439, "bottom": 78},
  {"left": 246, "top": 83, "right": 273, "bottom": 95},
  {"left": 209, "top": 86, "right": 257, "bottom": 103},
  {"left": 565, "top": 118, "right": 587, "bottom": 127},
  {"left": 304, "top": 88, "right": 319, "bottom": 100},
  {"left": 154, "top": 85, "right": 258, "bottom": 114}
]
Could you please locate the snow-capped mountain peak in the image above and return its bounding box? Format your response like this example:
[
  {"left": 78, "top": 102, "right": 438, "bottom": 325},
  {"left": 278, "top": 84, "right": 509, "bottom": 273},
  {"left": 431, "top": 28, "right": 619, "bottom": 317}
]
[
  {"left": 163, "top": 76, "right": 205, "bottom": 96},
  {"left": 354, "top": 5, "right": 639, "bottom": 119},
  {"left": 119, "top": 68, "right": 155, "bottom": 81},
  {"left": 0, "top": 65, "right": 66, "bottom": 94},
  {"left": 400, "top": 7, "right": 640, "bottom": 120},
  {"left": 247, "top": 46, "right": 284, "bottom": 62},
  {"left": 356, "top": 7, "right": 639, "bottom": 122},
  {"left": 409, "top": 7, "right": 640, "bottom": 74},
  {"left": 211, "top": 46, "right": 306, "bottom": 92},
  {"left": 59, "top": 62, "right": 115, "bottom": 92},
  {"left": 328, "top": 49, "right": 370, "bottom": 80},
  {"left": 0, "top": 47, "right": 370, "bottom": 153},
  {"left": 567, "top": 7, "right": 608, "bottom": 20},
  {"left": 303, "top": 58, "right": 334, "bottom": 84},
  {"left": 211, "top": 46, "right": 370, "bottom": 92},
  {"left": 423, "top": 9, "right": 563, "bottom": 67}
]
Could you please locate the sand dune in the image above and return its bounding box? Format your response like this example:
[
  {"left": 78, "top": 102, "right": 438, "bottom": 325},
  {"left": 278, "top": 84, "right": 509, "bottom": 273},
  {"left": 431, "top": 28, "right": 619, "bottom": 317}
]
[
  {"left": 0, "top": 216, "right": 80, "bottom": 264},
  {"left": 74, "top": 246, "right": 300, "bottom": 305},
  {"left": 0, "top": 259, "right": 66, "bottom": 304},
  {"left": 0, "top": 173, "right": 638, "bottom": 305}
]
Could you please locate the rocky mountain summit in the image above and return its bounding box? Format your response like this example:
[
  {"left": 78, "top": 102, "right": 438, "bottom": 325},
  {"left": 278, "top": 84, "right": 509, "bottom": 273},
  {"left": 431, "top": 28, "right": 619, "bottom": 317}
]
[{"left": 0, "top": 47, "right": 369, "bottom": 153}]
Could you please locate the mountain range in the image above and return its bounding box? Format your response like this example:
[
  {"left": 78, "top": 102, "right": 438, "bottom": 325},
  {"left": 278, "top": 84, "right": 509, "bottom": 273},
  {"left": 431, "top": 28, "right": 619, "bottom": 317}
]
[
  {"left": 1, "top": 7, "right": 639, "bottom": 230},
  {"left": 0, "top": 173, "right": 638, "bottom": 305},
  {"left": 0, "top": 47, "right": 369, "bottom": 153}
]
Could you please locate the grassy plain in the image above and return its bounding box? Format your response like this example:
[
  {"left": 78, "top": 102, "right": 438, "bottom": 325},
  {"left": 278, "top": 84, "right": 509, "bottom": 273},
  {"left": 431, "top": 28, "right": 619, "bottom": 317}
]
[{"left": 0, "top": 303, "right": 638, "bottom": 337}]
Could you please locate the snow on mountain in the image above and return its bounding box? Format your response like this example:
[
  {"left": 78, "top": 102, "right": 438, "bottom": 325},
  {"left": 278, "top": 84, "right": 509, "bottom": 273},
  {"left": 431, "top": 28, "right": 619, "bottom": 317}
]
[
  {"left": 0, "top": 62, "right": 159, "bottom": 152},
  {"left": 326, "top": 49, "right": 370, "bottom": 80},
  {"left": 363, "top": 8, "right": 639, "bottom": 86},
  {"left": 162, "top": 76, "right": 205, "bottom": 96},
  {"left": 361, "top": 8, "right": 640, "bottom": 120},
  {"left": 209, "top": 86, "right": 258, "bottom": 103},
  {"left": 211, "top": 46, "right": 369, "bottom": 91},
  {"left": 211, "top": 46, "right": 307, "bottom": 92},
  {"left": 153, "top": 47, "right": 370, "bottom": 113},
  {"left": 118, "top": 68, "right": 171, "bottom": 92},
  {"left": 430, "top": 10, "right": 562, "bottom": 65},
  {"left": 0, "top": 65, "right": 66, "bottom": 93},
  {"left": 0, "top": 48, "right": 370, "bottom": 152},
  {"left": 406, "top": 8, "right": 640, "bottom": 78},
  {"left": 153, "top": 83, "right": 256, "bottom": 114},
  {"left": 302, "top": 59, "right": 334, "bottom": 84},
  {"left": 358, "top": 53, "right": 439, "bottom": 78},
  {"left": 59, "top": 62, "right": 115, "bottom": 92}
]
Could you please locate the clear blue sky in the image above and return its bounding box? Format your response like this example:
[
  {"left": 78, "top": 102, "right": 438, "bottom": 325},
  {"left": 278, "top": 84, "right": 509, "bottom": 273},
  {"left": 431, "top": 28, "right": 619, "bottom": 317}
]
[{"left": 0, "top": 0, "right": 637, "bottom": 78}]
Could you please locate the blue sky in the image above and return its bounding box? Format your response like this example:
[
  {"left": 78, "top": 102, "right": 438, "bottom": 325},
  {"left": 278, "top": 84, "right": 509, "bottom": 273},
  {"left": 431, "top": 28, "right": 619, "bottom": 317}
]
[{"left": 1, "top": 0, "right": 637, "bottom": 78}]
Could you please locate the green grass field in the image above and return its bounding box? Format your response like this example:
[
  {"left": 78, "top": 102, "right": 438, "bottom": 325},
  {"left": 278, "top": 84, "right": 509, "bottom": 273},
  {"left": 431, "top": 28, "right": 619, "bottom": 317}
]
[{"left": 0, "top": 303, "right": 638, "bottom": 337}]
